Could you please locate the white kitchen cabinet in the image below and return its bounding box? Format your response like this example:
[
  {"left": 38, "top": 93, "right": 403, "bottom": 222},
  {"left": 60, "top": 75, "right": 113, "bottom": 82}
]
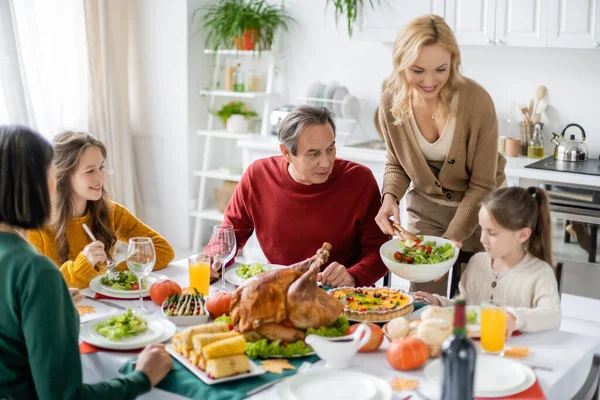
[
  {"left": 495, "top": 0, "right": 549, "bottom": 47},
  {"left": 445, "top": 0, "right": 496, "bottom": 46},
  {"left": 547, "top": 0, "right": 600, "bottom": 49},
  {"left": 446, "top": 0, "right": 548, "bottom": 47},
  {"left": 355, "top": 0, "right": 446, "bottom": 42}
]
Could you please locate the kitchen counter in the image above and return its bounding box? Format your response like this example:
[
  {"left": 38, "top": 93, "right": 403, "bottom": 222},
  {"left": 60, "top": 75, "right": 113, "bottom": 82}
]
[{"left": 238, "top": 138, "right": 600, "bottom": 188}]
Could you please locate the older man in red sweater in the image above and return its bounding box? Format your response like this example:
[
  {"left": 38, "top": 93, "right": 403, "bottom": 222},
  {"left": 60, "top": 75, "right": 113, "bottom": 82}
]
[{"left": 211, "top": 105, "right": 389, "bottom": 287}]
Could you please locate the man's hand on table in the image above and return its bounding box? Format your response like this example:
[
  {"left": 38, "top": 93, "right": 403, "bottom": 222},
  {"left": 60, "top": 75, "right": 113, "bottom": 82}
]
[{"left": 317, "top": 262, "right": 355, "bottom": 288}]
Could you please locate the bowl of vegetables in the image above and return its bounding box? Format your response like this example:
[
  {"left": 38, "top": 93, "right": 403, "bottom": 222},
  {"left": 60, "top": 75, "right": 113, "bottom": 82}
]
[
  {"left": 161, "top": 291, "right": 209, "bottom": 326},
  {"left": 380, "top": 236, "right": 459, "bottom": 283}
]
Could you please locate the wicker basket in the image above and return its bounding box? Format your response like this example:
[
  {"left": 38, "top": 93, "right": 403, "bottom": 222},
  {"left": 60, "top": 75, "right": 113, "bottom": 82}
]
[{"left": 214, "top": 181, "right": 238, "bottom": 213}]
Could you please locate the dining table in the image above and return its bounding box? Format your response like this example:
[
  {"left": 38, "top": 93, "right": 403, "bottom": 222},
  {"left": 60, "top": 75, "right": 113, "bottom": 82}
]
[{"left": 80, "top": 258, "right": 600, "bottom": 400}]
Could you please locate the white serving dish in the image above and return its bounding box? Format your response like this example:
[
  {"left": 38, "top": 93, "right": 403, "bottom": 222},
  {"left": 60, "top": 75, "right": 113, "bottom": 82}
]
[
  {"left": 379, "top": 236, "right": 459, "bottom": 283},
  {"left": 161, "top": 306, "right": 210, "bottom": 326},
  {"left": 165, "top": 344, "right": 265, "bottom": 385}
]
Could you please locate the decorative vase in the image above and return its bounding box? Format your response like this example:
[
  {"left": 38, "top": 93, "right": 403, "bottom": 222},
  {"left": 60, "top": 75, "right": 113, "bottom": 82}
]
[{"left": 226, "top": 115, "right": 248, "bottom": 133}]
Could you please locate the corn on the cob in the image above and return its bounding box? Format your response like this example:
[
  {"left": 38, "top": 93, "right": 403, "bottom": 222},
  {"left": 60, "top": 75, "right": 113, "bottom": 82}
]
[
  {"left": 202, "top": 335, "right": 246, "bottom": 360},
  {"left": 198, "top": 355, "right": 207, "bottom": 371},
  {"left": 206, "top": 355, "right": 250, "bottom": 379},
  {"left": 171, "top": 333, "right": 182, "bottom": 349},
  {"left": 182, "top": 348, "right": 191, "bottom": 359},
  {"left": 179, "top": 323, "right": 229, "bottom": 349},
  {"left": 189, "top": 350, "right": 201, "bottom": 366},
  {"left": 192, "top": 331, "right": 239, "bottom": 354}
]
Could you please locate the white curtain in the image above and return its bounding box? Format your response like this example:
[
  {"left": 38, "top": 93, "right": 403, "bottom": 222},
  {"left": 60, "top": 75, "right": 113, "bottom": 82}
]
[
  {"left": 84, "top": 0, "right": 140, "bottom": 215},
  {"left": 4, "top": 0, "right": 89, "bottom": 137}
]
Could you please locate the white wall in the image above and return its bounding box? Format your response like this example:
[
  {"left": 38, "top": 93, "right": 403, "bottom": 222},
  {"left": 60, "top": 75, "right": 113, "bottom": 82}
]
[
  {"left": 129, "top": 0, "right": 190, "bottom": 249},
  {"left": 281, "top": 0, "right": 600, "bottom": 154}
]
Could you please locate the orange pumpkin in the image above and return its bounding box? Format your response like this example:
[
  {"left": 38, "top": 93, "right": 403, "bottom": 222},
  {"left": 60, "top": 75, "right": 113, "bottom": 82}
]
[
  {"left": 150, "top": 280, "right": 182, "bottom": 305},
  {"left": 387, "top": 337, "right": 429, "bottom": 371},
  {"left": 206, "top": 292, "right": 233, "bottom": 318}
]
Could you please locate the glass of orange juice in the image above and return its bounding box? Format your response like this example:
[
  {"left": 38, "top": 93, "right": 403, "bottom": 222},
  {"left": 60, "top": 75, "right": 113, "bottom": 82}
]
[
  {"left": 188, "top": 253, "right": 211, "bottom": 296},
  {"left": 480, "top": 300, "right": 507, "bottom": 354}
]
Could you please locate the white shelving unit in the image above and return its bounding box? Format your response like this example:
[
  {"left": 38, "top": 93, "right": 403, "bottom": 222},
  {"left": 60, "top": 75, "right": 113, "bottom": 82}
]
[{"left": 191, "top": 49, "right": 279, "bottom": 252}]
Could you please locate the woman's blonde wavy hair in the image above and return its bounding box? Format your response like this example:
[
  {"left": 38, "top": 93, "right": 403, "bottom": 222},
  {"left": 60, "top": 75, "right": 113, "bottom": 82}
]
[{"left": 387, "top": 15, "right": 464, "bottom": 122}]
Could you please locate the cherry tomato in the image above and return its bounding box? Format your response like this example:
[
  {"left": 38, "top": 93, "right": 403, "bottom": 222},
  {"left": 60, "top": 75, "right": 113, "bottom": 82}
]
[
  {"left": 414, "top": 239, "right": 422, "bottom": 246},
  {"left": 130, "top": 282, "right": 139, "bottom": 290},
  {"left": 425, "top": 246, "right": 433, "bottom": 254},
  {"left": 404, "top": 256, "right": 414, "bottom": 263},
  {"left": 393, "top": 251, "right": 404, "bottom": 261}
]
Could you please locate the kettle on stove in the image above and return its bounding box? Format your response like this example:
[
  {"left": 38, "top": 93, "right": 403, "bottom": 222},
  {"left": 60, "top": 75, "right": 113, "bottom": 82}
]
[{"left": 551, "top": 123, "right": 588, "bottom": 162}]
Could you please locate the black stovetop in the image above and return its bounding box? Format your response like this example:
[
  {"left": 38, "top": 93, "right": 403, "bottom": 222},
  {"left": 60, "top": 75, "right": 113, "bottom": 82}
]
[{"left": 525, "top": 156, "right": 600, "bottom": 176}]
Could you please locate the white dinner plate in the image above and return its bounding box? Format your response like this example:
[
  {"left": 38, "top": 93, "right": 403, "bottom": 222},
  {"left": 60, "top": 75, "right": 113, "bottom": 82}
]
[
  {"left": 166, "top": 344, "right": 265, "bottom": 385},
  {"left": 80, "top": 313, "right": 176, "bottom": 350},
  {"left": 90, "top": 273, "right": 167, "bottom": 299},
  {"left": 276, "top": 369, "right": 391, "bottom": 400},
  {"left": 332, "top": 86, "right": 349, "bottom": 118},
  {"left": 424, "top": 355, "right": 536, "bottom": 398},
  {"left": 224, "top": 264, "right": 287, "bottom": 287}
]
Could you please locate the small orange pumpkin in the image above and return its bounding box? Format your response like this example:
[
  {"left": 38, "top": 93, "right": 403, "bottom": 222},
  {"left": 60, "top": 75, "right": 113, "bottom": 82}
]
[
  {"left": 150, "top": 280, "right": 182, "bottom": 305},
  {"left": 205, "top": 292, "right": 233, "bottom": 318},
  {"left": 387, "top": 337, "right": 429, "bottom": 371}
]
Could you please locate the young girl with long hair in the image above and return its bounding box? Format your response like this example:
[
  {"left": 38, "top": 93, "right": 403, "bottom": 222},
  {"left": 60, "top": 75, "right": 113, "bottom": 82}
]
[
  {"left": 28, "top": 131, "right": 174, "bottom": 289},
  {"left": 0, "top": 125, "right": 172, "bottom": 398},
  {"left": 416, "top": 186, "right": 561, "bottom": 337}
]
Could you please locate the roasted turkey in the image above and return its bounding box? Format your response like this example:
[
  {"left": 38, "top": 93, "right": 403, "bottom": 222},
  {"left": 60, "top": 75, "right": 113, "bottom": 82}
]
[{"left": 229, "top": 243, "right": 343, "bottom": 342}]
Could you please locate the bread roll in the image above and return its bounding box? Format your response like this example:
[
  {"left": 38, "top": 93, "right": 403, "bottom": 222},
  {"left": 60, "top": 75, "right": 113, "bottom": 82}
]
[
  {"left": 421, "top": 306, "right": 453, "bottom": 324},
  {"left": 386, "top": 317, "right": 409, "bottom": 339},
  {"left": 416, "top": 318, "right": 452, "bottom": 347}
]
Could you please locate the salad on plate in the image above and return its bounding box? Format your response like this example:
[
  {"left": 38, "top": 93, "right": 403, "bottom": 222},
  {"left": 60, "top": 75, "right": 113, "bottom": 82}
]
[
  {"left": 236, "top": 263, "right": 272, "bottom": 279},
  {"left": 94, "top": 309, "right": 148, "bottom": 340},
  {"left": 392, "top": 236, "right": 455, "bottom": 265},
  {"left": 100, "top": 271, "right": 146, "bottom": 291}
]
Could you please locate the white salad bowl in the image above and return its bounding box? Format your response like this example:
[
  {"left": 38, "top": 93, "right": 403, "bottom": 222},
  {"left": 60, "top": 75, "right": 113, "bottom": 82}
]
[{"left": 379, "top": 236, "right": 460, "bottom": 283}]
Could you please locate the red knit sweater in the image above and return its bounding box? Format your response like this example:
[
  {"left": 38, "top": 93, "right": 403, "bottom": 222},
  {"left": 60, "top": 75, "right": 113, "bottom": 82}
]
[{"left": 222, "top": 156, "right": 389, "bottom": 287}]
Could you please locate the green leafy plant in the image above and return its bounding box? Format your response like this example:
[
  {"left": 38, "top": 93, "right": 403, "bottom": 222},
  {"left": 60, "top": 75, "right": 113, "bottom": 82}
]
[
  {"left": 194, "top": 0, "right": 295, "bottom": 52},
  {"left": 326, "top": 0, "right": 381, "bottom": 37},
  {"left": 213, "top": 101, "right": 258, "bottom": 125}
]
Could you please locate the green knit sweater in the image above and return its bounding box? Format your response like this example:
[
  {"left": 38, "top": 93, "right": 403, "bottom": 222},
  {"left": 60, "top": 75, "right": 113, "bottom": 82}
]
[{"left": 0, "top": 232, "right": 151, "bottom": 399}]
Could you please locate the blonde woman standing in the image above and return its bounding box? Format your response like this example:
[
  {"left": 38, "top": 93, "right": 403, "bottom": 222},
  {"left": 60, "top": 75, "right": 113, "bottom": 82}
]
[{"left": 375, "top": 15, "right": 506, "bottom": 295}]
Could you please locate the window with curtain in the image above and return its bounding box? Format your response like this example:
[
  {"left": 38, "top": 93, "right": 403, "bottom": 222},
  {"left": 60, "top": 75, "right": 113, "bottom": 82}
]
[{"left": 0, "top": 0, "right": 89, "bottom": 139}]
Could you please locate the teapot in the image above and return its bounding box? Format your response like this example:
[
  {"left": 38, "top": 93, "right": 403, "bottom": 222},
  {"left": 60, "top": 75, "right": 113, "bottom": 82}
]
[
  {"left": 551, "top": 123, "right": 588, "bottom": 162},
  {"left": 305, "top": 323, "right": 371, "bottom": 369}
]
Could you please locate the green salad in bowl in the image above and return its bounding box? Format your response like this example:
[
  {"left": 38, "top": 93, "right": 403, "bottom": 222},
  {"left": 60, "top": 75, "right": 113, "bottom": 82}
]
[{"left": 392, "top": 236, "right": 455, "bottom": 265}]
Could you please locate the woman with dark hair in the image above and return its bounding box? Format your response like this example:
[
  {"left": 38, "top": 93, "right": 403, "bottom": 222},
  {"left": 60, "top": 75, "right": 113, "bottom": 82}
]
[
  {"left": 28, "top": 131, "right": 175, "bottom": 289},
  {"left": 0, "top": 125, "right": 172, "bottom": 399}
]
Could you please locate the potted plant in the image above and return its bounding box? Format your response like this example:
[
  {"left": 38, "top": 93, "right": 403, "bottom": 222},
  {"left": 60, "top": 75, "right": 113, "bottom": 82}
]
[
  {"left": 196, "top": 0, "right": 295, "bottom": 52},
  {"left": 326, "top": 0, "right": 381, "bottom": 37},
  {"left": 213, "top": 101, "right": 258, "bottom": 133}
]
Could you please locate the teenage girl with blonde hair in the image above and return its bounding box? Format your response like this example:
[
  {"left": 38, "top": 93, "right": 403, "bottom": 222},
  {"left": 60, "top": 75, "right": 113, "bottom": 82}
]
[
  {"left": 417, "top": 186, "right": 561, "bottom": 337},
  {"left": 29, "top": 131, "right": 174, "bottom": 289},
  {"left": 375, "top": 15, "right": 506, "bottom": 295}
]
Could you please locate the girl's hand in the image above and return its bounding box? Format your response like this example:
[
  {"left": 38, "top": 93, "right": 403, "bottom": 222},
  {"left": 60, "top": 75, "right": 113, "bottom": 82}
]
[
  {"left": 414, "top": 291, "right": 440, "bottom": 306},
  {"left": 82, "top": 241, "right": 108, "bottom": 266},
  {"left": 506, "top": 312, "right": 517, "bottom": 340},
  {"left": 68, "top": 288, "right": 84, "bottom": 304},
  {"left": 375, "top": 194, "right": 400, "bottom": 235}
]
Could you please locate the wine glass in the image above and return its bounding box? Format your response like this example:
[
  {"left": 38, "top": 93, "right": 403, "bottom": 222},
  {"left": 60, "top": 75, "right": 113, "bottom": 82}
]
[
  {"left": 210, "top": 224, "right": 236, "bottom": 293},
  {"left": 126, "top": 237, "right": 156, "bottom": 314}
]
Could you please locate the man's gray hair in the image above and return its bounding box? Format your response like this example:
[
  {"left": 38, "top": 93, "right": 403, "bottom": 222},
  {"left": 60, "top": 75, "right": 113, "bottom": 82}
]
[{"left": 278, "top": 105, "right": 336, "bottom": 156}]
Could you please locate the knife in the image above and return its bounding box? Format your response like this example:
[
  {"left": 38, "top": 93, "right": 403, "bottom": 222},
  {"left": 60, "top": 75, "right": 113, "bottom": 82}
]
[{"left": 84, "top": 295, "right": 126, "bottom": 310}]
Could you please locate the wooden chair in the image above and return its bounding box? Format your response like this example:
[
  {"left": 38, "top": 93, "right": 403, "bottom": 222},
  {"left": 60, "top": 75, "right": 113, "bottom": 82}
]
[
  {"left": 555, "top": 261, "right": 564, "bottom": 297},
  {"left": 573, "top": 354, "right": 600, "bottom": 400}
]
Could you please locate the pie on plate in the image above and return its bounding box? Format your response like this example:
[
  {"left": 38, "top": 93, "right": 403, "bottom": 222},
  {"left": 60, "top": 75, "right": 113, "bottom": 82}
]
[{"left": 329, "top": 287, "right": 414, "bottom": 322}]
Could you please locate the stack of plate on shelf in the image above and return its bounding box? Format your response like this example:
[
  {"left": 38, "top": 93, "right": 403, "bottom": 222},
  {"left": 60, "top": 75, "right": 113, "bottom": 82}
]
[{"left": 306, "top": 81, "right": 361, "bottom": 120}]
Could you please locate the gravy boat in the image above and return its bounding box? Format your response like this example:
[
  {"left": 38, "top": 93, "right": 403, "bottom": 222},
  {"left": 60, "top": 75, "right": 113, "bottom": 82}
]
[{"left": 305, "top": 323, "right": 371, "bottom": 369}]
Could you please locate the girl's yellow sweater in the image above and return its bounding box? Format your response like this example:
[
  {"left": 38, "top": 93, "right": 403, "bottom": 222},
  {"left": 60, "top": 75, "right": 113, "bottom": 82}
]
[{"left": 28, "top": 201, "right": 175, "bottom": 289}]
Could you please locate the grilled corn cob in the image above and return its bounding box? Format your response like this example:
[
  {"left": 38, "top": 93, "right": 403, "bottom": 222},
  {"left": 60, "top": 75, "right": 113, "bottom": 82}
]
[
  {"left": 192, "top": 331, "right": 239, "bottom": 354},
  {"left": 206, "top": 355, "right": 250, "bottom": 379},
  {"left": 198, "top": 355, "right": 207, "bottom": 371},
  {"left": 189, "top": 350, "right": 201, "bottom": 366},
  {"left": 202, "top": 335, "right": 246, "bottom": 360},
  {"left": 176, "top": 323, "right": 230, "bottom": 350}
]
